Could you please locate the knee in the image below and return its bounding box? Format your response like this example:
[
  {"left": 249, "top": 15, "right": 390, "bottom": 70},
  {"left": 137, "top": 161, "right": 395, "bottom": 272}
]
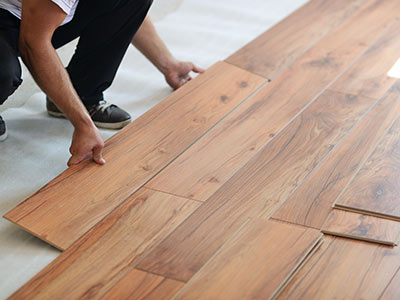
[
  {"left": 0, "top": 50, "right": 22, "bottom": 103},
  {"left": 0, "top": 68, "right": 22, "bottom": 104}
]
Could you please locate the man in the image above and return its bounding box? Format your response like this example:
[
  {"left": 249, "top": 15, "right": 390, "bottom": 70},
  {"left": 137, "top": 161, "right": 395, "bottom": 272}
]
[{"left": 0, "top": 0, "right": 204, "bottom": 166}]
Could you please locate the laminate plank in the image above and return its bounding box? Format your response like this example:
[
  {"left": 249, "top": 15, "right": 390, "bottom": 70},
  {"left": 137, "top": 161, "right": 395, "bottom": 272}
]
[
  {"left": 172, "top": 219, "right": 322, "bottom": 300},
  {"left": 380, "top": 269, "right": 400, "bottom": 300},
  {"left": 321, "top": 209, "right": 400, "bottom": 246},
  {"left": 138, "top": 90, "right": 379, "bottom": 281},
  {"left": 146, "top": 0, "right": 400, "bottom": 203},
  {"left": 277, "top": 236, "right": 400, "bottom": 300},
  {"left": 8, "top": 189, "right": 199, "bottom": 300},
  {"left": 3, "top": 62, "right": 266, "bottom": 251},
  {"left": 141, "top": 279, "right": 184, "bottom": 300},
  {"left": 226, "top": 0, "right": 370, "bottom": 79},
  {"left": 335, "top": 115, "right": 400, "bottom": 220},
  {"left": 101, "top": 269, "right": 184, "bottom": 300},
  {"left": 329, "top": 21, "right": 400, "bottom": 99},
  {"left": 272, "top": 82, "right": 400, "bottom": 228}
]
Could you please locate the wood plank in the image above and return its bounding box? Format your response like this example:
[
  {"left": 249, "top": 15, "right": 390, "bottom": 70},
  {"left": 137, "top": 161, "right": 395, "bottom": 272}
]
[
  {"left": 226, "top": 0, "right": 370, "bottom": 79},
  {"left": 335, "top": 115, "right": 400, "bottom": 220},
  {"left": 272, "top": 82, "right": 400, "bottom": 228},
  {"left": 138, "top": 89, "right": 379, "bottom": 281},
  {"left": 171, "top": 220, "right": 322, "bottom": 300},
  {"left": 3, "top": 62, "right": 266, "bottom": 251},
  {"left": 8, "top": 189, "right": 199, "bottom": 300},
  {"left": 140, "top": 279, "right": 184, "bottom": 300},
  {"left": 146, "top": 0, "right": 400, "bottom": 203},
  {"left": 277, "top": 236, "right": 400, "bottom": 300},
  {"left": 322, "top": 209, "right": 400, "bottom": 246},
  {"left": 101, "top": 269, "right": 184, "bottom": 300},
  {"left": 329, "top": 20, "right": 400, "bottom": 99},
  {"left": 380, "top": 269, "right": 400, "bottom": 300}
]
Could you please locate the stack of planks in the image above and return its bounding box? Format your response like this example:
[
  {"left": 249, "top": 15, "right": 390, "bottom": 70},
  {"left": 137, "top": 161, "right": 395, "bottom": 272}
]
[{"left": 4, "top": 0, "right": 400, "bottom": 298}]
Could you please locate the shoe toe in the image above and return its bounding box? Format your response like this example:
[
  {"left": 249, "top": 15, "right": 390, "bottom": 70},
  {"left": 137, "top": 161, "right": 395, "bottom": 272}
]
[{"left": 110, "top": 107, "right": 131, "bottom": 122}]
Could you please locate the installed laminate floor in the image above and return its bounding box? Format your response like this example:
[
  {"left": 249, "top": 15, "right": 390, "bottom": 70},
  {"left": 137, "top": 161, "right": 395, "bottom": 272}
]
[{"left": 5, "top": 0, "right": 400, "bottom": 298}]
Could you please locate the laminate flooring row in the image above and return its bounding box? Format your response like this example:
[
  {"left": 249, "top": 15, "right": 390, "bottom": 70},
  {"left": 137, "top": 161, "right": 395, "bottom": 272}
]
[{"left": 6, "top": 0, "right": 400, "bottom": 298}]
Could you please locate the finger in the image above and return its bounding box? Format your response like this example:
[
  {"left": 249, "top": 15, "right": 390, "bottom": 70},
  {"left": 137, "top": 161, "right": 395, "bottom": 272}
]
[
  {"left": 67, "top": 153, "right": 87, "bottom": 167},
  {"left": 192, "top": 64, "right": 205, "bottom": 73},
  {"left": 92, "top": 145, "right": 106, "bottom": 165}
]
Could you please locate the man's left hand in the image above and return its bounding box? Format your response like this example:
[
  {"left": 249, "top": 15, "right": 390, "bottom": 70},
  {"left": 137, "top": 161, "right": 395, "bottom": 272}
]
[{"left": 164, "top": 60, "right": 205, "bottom": 90}]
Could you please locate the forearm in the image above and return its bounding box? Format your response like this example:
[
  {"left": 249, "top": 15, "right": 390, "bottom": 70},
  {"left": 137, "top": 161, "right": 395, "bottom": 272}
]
[
  {"left": 19, "top": 40, "right": 93, "bottom": 130},
  {"left": 132, "top": 15, "right": 177, "bottom": 74}
]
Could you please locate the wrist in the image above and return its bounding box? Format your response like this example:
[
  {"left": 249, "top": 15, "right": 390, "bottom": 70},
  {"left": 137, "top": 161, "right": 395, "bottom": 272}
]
[
  {"left": 73, "top": 113, "right": 96, "bottom": 132},
  {"left": 158, "top": 55, "right": 179, "bottom": 75}
]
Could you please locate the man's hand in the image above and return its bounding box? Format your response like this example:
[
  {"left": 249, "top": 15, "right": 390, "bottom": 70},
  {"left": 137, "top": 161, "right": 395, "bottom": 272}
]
[
  {"left": 132, "top": 15, "right": 205, "bottom": 90},
  {"left": 164, "top": 60, "right": 205, "bottom": 90},
  {"left": 20, "top": 0, "right": 106, "bottom": 167},
  {"left": 68, "top": 125, "right": 105, "bottom": 167}
]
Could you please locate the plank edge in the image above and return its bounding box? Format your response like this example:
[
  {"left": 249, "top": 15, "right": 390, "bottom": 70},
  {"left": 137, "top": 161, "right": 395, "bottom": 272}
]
[
  {"left": 334, "top": 205, "right": 400, "bottom": 222},
  {"left": 321, "top": 230, "right": 396, "bottom": 246},
  {"left": 271, "top": 235, "right": 324, "bottom": 300}
]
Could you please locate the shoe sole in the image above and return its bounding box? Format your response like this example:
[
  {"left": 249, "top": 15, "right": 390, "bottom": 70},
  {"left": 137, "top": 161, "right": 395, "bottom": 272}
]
[
  {"left": 47, "top": 111, "right": 66, "bottom": 119},
  {"left": 47, "top": 111, "right": 132, "bottom": 129},
  {"left": 93, "top": 118, "right": 132, "bottom": 129}
]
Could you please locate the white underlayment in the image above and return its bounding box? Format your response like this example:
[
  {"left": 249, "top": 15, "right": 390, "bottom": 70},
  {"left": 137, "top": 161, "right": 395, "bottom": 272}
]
[{"left": 0, "top": 0, "right": 308, "bottom": 297}]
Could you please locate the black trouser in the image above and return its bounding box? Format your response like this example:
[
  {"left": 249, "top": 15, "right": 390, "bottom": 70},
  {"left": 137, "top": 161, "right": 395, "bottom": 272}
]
[{"left": 0, "top": 0, "right": 152, "bottom": 106}]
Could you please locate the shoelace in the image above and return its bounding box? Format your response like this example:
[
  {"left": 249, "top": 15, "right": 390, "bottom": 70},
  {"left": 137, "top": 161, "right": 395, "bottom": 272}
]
[{"left": 88, "top": 100, "right": 114, "bottom": 115}]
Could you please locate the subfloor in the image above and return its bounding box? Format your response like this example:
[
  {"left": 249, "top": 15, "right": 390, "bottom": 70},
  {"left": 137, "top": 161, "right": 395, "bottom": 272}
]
[{"left": 0, "top": 0, "right": 308, "bottom": 298}]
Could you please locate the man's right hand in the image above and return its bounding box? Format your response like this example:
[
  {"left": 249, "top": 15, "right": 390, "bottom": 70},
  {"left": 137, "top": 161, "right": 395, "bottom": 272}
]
[
  {"left": 68, "top": 125, "right": 106, "bottom": 167},
  {"left": 20, "top": 0, "right": 106, "bottom": 167}
]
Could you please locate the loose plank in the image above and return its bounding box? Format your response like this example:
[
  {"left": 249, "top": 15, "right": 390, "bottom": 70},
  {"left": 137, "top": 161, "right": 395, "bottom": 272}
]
[
  {"left": 101, "top": 269, "right": 184, "bottom": 300},
  {"left": 172, "top": 220, "right": 322, "bottom": 300},
  {"left": 272, "top": 82, "right": 400, "bottom": 228},
  {"left": 139, "top": 90, "right": 378, "bottom": 281},
  {"left": 322, "top": 209, "right": 400, "bottom": 246},
  {"left": 8, "top": 189, "right": 199, "bottom": 300},
  {"left": 146, "top": 0, "right": 400, "bottom": 202},
  {"left": 335, "top": 115, "right": 400, "bottom": 220},
  {"left": 226, "top": 0, "right": 370, "bottom": 79},
  {"left": 380, "top": 269, "right": 400, "bottom": 300},
  {"left": 3, "top": 62, "right": 266, "bottom": 250},
  {"left": 277, "top": 236, "right": 400, "bottom": 300}
]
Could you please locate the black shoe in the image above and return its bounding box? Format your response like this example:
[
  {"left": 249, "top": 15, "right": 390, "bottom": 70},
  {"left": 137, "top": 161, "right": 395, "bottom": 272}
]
[
  {"left": 46, "top": 97, "right": 132, "bottom": 129},
  {"left": 0, "top": 115, "right": 7, "bottom": 142}
]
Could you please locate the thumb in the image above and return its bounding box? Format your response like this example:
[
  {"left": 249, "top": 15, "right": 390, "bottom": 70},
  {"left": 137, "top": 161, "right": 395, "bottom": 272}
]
[{"left": 93, "top": 146, "right": 106, "bottom": 165}]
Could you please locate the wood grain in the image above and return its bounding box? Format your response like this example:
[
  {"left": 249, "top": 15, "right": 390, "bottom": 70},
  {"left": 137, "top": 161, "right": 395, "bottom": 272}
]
[
  {"left": 146, "top": 0, "right": 400, "bottom": 203},
  {"left": 335, "top": 115, "right": 400, "bottom": 220},
  {"left": 380, "top": 269, "right": 400, "bottom": 300},
  {"left": 3, "top": 62, "right": 265, "bottom": 250},
  {"left": 322, "top": 209, "right": 400, "bottom": 246},
  {"left": 172, "top": 219, "right": 322, "bottom": 300},
  {"left": 277, "top": 236, "right": 400, "bottom": 300},
  {"left": 226, "top": 0, "right": 370, "bottom": 79},
  {"left": 138, "top": 90, "right": 378, "bottom": 281},
  {"left": 272, "top": 82, "right": 400, "bottom": 228},
  {"left": 8, "top": 189, "right": 199, "bottom": 300},
  {"left": 101, "top": 269, "right": 184, "bottom": 300},
  {"left": 329, "top": 20, "right": 400, "bottom": 98}
]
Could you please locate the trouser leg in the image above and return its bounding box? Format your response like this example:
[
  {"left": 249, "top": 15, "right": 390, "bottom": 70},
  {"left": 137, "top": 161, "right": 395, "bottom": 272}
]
[
  {"left": 52, "top": 0, "right": 153, "bottom": 106},
  {"left": 0, "top": 9, "right": 22, "bottom": 105}
]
